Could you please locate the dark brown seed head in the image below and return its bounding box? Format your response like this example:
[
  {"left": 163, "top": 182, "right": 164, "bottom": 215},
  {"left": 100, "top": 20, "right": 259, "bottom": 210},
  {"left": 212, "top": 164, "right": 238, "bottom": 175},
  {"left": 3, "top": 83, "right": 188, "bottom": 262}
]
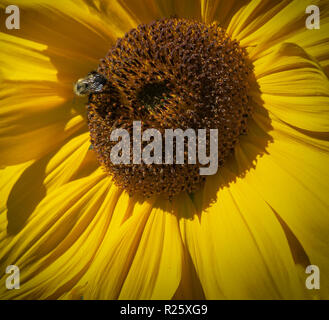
[{"left": 86, "top": 18, "right": 254, "bottom": 198}]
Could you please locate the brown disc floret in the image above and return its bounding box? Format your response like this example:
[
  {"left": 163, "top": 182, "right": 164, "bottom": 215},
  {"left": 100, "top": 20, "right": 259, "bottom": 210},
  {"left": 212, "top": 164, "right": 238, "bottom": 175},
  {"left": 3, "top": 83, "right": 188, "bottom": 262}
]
[{"left": 87, "top": 18, "right": 254, "bottom": 198}]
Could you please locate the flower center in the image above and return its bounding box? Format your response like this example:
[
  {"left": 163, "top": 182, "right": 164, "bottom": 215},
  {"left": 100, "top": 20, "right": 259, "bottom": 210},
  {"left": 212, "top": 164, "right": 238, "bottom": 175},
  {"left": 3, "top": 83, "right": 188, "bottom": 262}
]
[
  {"left": 85, "top": 18, "right": 254, "bottom": 198},
  {"left": 137, "top": 81, "right": 172, "bottom": 111}
]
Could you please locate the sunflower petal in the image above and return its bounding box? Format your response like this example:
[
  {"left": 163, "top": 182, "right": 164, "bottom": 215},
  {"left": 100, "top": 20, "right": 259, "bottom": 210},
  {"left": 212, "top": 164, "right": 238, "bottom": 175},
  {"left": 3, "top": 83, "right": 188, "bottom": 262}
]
[
  {"left": 81, "top": 197, "right": 183, "bottom": 300},
  {"left": 0, "top": 163, "right": 32, "bottom": 246},
  {"left": 201, "top": 0, "right": 248, "bottom": 26},
  {"left": 179, "top": 176, "right": 306, "bottom": 299},
  {"left": 119, "top": 200, "right": 183, "bottom": 299},
  {"left": 0, "top": 169, "right": 112, "bottom": 299},
  {"left": 44, "top": 133, "right": 91, "bottom": 190},
  {"left": 0, "top": 33, "right": 86, "bottom": 165},
  {"left": 0, "top": 0, "right": 135, "bottom": 83},
  {"left": 227, "top": 0, "right": 290, "bottom": 41},
  {"left": 254, "top": 43, "right": 329, "bottom": 132},
  {"left": 237, "top": 114, "right": 329, "bottom": 298},
  {"left": 228, "top": 0, "right": 329, "bottom": 72}
]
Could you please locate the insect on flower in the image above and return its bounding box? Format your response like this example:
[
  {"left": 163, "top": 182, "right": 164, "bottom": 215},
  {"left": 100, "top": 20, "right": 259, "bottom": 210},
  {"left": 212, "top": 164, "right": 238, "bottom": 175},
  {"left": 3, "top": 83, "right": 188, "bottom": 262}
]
[{"left": 74, "top": 71, "right": 107, "bottom": 96}]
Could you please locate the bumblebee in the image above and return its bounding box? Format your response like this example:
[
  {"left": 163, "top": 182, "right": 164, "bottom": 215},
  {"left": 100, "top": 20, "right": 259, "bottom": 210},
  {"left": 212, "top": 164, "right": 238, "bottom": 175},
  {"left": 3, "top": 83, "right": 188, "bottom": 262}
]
[{"left": 74, "top": 71, "right": 107, "bottom": 96}]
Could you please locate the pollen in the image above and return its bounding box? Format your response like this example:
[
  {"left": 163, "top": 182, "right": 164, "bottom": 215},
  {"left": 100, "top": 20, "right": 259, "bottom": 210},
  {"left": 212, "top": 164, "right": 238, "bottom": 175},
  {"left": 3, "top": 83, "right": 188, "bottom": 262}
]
[{"left": 87, "top": 18, "right": 254, "bottom": 198}]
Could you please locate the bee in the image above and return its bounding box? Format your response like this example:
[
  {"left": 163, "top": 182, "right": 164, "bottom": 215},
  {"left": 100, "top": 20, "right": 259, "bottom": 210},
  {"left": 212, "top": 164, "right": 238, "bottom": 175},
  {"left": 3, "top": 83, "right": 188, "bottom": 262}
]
[{"left": 74, "top": 71, "right": 107, "bottom": 96}]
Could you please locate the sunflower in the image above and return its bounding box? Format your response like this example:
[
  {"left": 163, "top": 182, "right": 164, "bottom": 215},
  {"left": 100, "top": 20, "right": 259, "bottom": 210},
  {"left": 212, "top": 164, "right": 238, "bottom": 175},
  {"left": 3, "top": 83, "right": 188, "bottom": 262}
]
[{"left": 0, "top": 0, "right": 329, "bottom": 300}]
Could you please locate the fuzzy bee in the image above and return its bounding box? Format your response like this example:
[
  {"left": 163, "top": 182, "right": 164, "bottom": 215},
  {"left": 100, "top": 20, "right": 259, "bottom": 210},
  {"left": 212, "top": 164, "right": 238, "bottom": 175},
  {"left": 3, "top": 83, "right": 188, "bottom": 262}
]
[{"left": 74, "top": 71, "right": 107, "bottom": 96}]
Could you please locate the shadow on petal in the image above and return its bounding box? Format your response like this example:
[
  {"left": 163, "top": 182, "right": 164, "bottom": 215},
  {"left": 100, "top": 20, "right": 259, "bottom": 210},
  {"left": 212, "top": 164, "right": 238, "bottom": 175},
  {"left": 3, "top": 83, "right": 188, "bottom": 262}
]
[
  {"left": 6, "top": 154, "right": 50, "bottom": 235},
  {"left": 6, "top": 131, "right": 98, "bottom": 235}
]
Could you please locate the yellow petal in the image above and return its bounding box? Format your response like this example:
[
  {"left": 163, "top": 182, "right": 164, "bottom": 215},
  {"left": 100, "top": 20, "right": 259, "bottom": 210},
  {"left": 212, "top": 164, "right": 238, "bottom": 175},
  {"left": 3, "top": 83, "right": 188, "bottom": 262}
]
[
  {"left": 80, "top": 197, "right": 153, "bottom": 299},
  {"left": 172, "top": 246, "right": 206, "bottom": 299},
  {"left": 236, "top": 114, "right": 329, "bottom": 299},
  {"left": 0, "top": 168, "right": 111, "bottom": 299},
  {"left": 0, "top": 33, "right": 86, "bottom": 165},
  {"left": 0, "top": 163, "right": 32, "bottom": 246},
  {"left": 230, "top": 0, "right": 311, "bottom": 47},
  {"left": 179, "top": 173, "right": 306, "bottom": 299},
  {"left": 80, "top": 197, "right": 183, "bottom": 300},
  {"left": 228, "top": 0, "right": 329, "bottom": 73},
  {"left": 201, "top": 0, "right": 247, "bottom": 26},
  {"left": 62, "top": 191, "right": 145, "bottom": 299},
  {"left": 119, "top": 199, "right": 183, "bottom": 299},
  {"left": 0, "top": 132, "right": 98, "bottom": 241},
  {"left": 118, "top": 0, "right": 169, "bottom": 24},
  {"left": 227, "top": 0, "right": 289, "bottom": 41},
  {"left": 279, "top": 14, "right": 329, "bottom": 75},
  {"left": 0, "top": 34, "right": 57, "bottom": 82},
  {"left": 44, "top": 132, "right": 91, "bottom": 190},
  {"left": 0, "top": 104, "right": 85, "bottom": 165},
  {"left": 121, "top": 0, "right": 201, "bottom": 21},
  {"left": 255, "top": 43, "right": 329, "bottom": 132},
  {"left": 0, "top": 0, "right": 135, "bottom": 85}
]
